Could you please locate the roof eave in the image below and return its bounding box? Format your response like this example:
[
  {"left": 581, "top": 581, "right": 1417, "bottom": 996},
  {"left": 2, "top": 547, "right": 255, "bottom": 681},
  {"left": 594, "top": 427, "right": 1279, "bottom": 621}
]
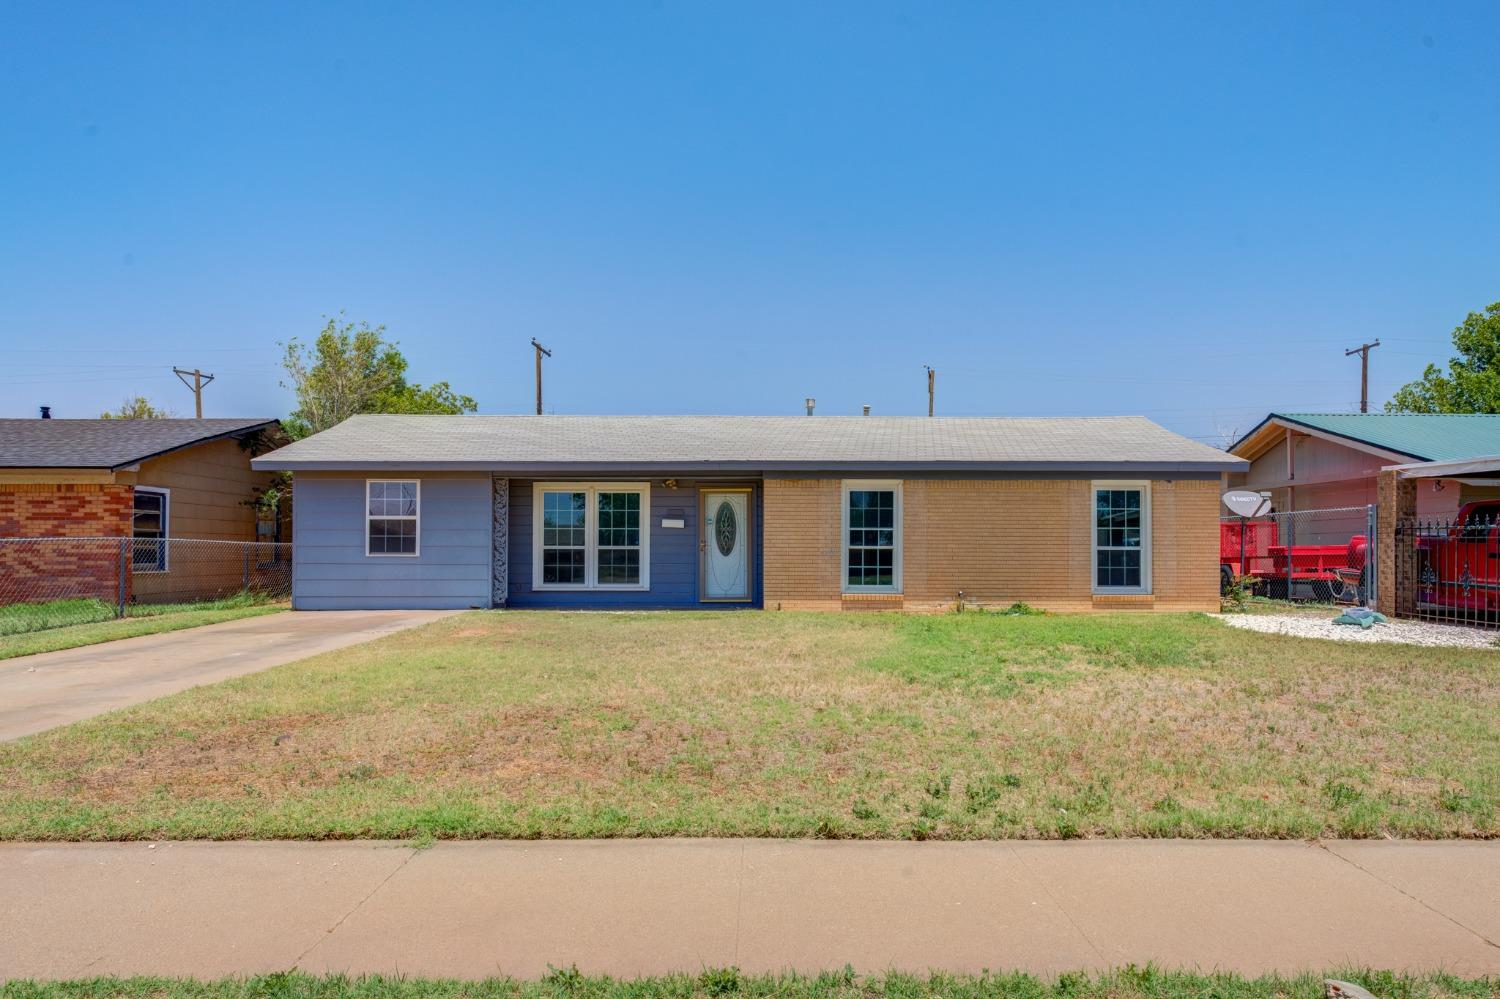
[
  {"left": 1230, "top": 414, "right": 1428, "bottom": 464},
  {"left": 252, "top": 458, "right": 1247, "bottom": 474},
  {"left": 110, "top": 420, "right": 281, "bottom": 471}
]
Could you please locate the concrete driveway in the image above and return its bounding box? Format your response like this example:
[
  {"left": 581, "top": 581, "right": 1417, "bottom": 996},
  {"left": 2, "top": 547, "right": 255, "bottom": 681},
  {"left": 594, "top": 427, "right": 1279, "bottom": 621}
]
[{"left": 0, "top": 609, "right": 459, "bottom": 741}]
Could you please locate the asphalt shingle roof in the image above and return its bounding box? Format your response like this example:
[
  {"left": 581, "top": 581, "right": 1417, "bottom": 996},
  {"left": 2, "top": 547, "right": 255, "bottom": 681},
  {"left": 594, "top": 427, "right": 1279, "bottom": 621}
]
[
  {"left": 252, "top": 414, "right": 1244, "bottom": 473},
  {"left": 1239, "top": 413, "right": 1500, "bottom": 463},
  {"left": 0, "top": 418, "right": 279, "bottom": 469}
]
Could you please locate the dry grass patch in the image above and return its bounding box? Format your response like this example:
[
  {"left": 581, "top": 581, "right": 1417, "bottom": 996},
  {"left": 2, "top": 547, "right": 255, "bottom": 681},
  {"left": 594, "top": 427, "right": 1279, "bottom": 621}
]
[{"left": 0, "top": 610, "right": 1496, "bottom": 840}]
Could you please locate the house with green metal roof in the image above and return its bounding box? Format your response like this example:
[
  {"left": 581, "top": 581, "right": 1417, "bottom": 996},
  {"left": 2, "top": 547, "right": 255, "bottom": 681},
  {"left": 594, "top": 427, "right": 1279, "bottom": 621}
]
[{"left": 1228, "top": 412, "right": 1500, "bottom": 521}]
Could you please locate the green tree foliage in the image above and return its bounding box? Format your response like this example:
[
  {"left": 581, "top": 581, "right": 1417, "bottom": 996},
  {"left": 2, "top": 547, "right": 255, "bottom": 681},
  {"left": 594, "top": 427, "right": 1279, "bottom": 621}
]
[
  {"left": 99, "top": 396, "right": 175, "bottom": 419},
  {"left": 280, "top": 316, "right": 477, "bottom": 439},
  {"left": 1386, "top": 301, "right": 1500, "bottom": 413}
]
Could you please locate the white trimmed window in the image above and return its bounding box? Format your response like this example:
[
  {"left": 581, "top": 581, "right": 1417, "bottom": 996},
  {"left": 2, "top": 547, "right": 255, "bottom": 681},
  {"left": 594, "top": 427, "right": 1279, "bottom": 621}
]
[
  {"left": 366, "top": 480, "right": 420, "bottom": 556},
  {"left": 132, "top": 487, "right": 169, "bottom": 572},
  {"left": 533, "top": 482, "right": 650, "bottom": 590},
  {"left": 1092, "top": 481, "right": 1150, "bottom": 594},
  {"left": 842, "top": 480, "right": 902, "bottom": 593}
]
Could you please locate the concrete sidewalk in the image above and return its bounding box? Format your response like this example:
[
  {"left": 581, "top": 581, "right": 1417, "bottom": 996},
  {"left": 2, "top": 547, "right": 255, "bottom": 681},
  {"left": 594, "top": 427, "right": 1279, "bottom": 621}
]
[
  {"left": 0, "top": 609, "right": 458, "bottom": 742},
  {"left": 3, "top": 839, "right": 1497, "bottom": 980}
]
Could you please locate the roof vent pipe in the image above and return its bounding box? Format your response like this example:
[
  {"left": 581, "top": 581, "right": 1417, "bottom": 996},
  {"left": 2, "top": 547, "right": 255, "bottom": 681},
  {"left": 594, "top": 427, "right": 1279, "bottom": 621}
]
[
  {"left": 805, "top": 397, "right": 815, "bottom": 416},
  {"left": 862, "top": 405, "right": 870, "bottom": 416},
  {"left": 39, "top": 406, "right": 51, "bottom": 419}
]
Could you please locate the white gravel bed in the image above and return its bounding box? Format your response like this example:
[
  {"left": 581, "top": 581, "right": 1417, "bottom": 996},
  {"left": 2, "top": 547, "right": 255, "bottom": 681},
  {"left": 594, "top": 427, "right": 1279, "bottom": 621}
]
[{"left": 1212, "top": 612, "right": 1499, "bottom": 649}]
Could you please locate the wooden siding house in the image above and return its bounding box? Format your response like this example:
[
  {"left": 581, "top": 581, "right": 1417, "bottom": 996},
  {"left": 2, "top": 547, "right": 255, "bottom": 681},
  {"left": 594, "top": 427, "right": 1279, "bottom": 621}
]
[
  {"left": 1228, "top": 413, "right": 1500, "bottom": 541},
  {"left": 254, "top": 414, "right": 1245, "bottom": 613},
  {"left": 0, "top": 417, "right": 285, "bottom": 604}
]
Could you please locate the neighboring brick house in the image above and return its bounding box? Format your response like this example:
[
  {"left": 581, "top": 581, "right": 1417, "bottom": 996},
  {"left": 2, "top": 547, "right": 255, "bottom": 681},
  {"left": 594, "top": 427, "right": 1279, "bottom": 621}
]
[
  {"left": 0, "top": 417, "right": 284, "bottom": 603},
  {"left": 252, "top": 414, "right": 1245, "bottom": 613}
]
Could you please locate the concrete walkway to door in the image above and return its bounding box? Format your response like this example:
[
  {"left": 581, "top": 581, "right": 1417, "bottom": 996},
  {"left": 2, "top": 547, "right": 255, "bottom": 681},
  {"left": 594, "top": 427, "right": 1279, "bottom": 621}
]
[
  {"left": 3, "top": 839, "right": 1497, "bottom": 980},
  {"left": 0, "top": 609, "right": 459, "bottom": 741}
]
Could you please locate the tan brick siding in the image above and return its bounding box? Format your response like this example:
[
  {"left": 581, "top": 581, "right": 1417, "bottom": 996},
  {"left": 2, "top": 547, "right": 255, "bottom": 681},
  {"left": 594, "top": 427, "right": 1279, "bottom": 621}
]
[
  {"left": 904, "top": 479, "right": 1093, "bottom": 610},
  {"left": 762, "top": 477, "right": 1221, "bottom": 613},
  {"left": 1147, "top": 478, "right": 1220, "bottom": 612},
  {"left": 762, "top": 479, "right": 843, "bottom": 610}
]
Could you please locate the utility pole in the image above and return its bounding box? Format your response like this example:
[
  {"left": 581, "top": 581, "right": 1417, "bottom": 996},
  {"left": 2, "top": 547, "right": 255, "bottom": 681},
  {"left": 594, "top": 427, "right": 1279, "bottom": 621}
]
[
  {"left": 530, "top": 339, "right": 552, "bottom": 415},
  {"left": 1344, "top": 340, "right": 1380, "bottom": 413},
  {"left": 172, "top": 367, "right": 215, "bottom": 418},
  {"left": 924, "top": 365, "right": 935, "bottom": 417}
]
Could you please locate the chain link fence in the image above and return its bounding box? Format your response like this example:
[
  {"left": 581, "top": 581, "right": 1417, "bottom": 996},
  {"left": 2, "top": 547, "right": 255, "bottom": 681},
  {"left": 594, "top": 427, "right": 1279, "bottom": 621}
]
[
  {"left": 1394, "top": 513, "right": 1500, "bottom": 627},
  {"left": 1220, "top": 504, "right": 1375, "bottom": 606},
  {"left": 0, "top": 537, "right": 292, "bottom": 635}
]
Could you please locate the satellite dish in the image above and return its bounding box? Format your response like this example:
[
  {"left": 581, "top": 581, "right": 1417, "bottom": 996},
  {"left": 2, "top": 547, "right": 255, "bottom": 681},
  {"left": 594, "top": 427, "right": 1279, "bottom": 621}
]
[{"left": 1222, "top": 490, "right": 1272, "bottom": 518}]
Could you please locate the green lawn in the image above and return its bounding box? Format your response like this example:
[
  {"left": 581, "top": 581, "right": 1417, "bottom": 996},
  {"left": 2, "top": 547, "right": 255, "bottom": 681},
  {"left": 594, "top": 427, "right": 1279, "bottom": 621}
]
[
  {"left": 0, "top": 610, "right": 1496, "bottom": 841},
  {"left": 1, "top": 969, "right": 1494, "bottom": 999},
  {"left": 0, "top": 595, "right": 285, "bottom": 660}
]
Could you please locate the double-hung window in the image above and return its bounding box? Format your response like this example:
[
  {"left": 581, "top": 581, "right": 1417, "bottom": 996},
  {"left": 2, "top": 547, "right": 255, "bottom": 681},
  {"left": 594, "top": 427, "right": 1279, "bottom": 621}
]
[
  {"left": 132, "top": 487, "right": 169, "bottom": 572},
  {"left": 367, "top": 480, "right": 419, "bottom": 556},
  {"left": 842, "top": 481, "right": 901, "bottom": 593},
  {"left": 533, "top": 483, "right": 650, "bottom": 590},
  {"left": 1092, "top": 481, "right": 1150, "bottom": 594}
]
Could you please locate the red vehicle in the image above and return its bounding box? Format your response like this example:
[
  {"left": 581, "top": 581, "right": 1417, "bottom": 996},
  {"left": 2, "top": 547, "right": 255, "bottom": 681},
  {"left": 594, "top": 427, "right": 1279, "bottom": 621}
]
[
  {"left": 1414, "top": 500, "right": 1500, "bottom": 613},
  {"left": 1220, "top": 519, "right": 1367, "bottom": 601}
]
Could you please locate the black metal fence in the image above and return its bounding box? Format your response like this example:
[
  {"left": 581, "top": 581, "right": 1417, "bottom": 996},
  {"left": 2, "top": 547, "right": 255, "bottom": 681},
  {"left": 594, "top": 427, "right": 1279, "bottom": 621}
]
[
  {"left": 1394, "top": 515, "right": 1500, "bottom": 628},
  {"left": 1220, "top": 504, "right": 1376, "bottom": 606},
  {"left": 0, "top": 537, "right": 292, "bottom": 635}
]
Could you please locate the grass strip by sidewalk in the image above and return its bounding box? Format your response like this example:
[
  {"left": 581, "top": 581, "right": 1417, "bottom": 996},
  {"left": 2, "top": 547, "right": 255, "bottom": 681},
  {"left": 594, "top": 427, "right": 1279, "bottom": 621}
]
[
  {"left": 0, "top": 969, "right": 1496, "bottom": 999},
  {"left": 0, "top": 598, "right": 285, "bottom": 660}
]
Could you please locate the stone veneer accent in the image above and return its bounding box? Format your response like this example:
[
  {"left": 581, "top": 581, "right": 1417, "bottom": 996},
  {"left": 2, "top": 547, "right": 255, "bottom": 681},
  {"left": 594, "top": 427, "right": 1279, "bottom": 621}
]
[{"left": 491, "top": 475, "right": 509, "bottom": 607}]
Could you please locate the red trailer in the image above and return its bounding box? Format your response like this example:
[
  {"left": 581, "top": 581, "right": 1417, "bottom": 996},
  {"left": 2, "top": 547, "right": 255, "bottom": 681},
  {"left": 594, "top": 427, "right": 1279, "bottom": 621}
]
[{"left": 1220, "top": 519, "right": 1367, "bottom": 601}]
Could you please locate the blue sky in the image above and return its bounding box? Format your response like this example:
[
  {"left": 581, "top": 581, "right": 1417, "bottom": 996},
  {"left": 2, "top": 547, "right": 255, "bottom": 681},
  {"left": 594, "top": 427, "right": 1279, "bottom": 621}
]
[{"left": 2, "top": 2, "right": 1497, "bottom": 444}]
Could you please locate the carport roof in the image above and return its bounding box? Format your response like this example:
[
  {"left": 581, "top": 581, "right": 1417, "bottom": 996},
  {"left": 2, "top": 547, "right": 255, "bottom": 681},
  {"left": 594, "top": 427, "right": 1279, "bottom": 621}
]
[{"left": 251, "top": 414, "right": 1246, "bottom": 474}]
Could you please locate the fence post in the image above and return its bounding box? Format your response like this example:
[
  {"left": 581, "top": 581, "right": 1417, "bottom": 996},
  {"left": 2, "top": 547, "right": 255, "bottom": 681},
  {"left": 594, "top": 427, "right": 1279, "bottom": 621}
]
[
  {"left": 116, "top": 538, "right": 128, "bottom": 619},
  {"left": 243, "top": 544, "right": 251, "bottom": 592},
  {"left": 1364, "top": 504, "right": 1378, "bottom": 608}
]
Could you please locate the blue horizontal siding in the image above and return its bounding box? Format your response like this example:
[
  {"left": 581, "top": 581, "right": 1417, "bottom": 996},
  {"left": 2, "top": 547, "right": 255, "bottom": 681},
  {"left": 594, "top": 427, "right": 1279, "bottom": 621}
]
[
  {"left": 506, "top": 480, "right": 762, "bottom": 609},
  {"left": 291, "top": 475, "right": 492, "bottom": 611}
]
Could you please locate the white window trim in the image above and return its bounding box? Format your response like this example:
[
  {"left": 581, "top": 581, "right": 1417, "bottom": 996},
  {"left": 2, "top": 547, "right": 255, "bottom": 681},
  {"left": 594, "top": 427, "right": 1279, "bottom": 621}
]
[
  {"left": 531, "top": 482, "right": 652, "bottom": 592},
  {"left": 1091, "top": 480, "right": 1152, "bottom": 595},
  {"left": 133, "top": 486, "right": 170, "bottom": 573},
  {"left": 841, "top": 479, "right": 903, "bottom": 594},
  {"left": 365, "top": 479, "right": 421, "bottom": 558}
]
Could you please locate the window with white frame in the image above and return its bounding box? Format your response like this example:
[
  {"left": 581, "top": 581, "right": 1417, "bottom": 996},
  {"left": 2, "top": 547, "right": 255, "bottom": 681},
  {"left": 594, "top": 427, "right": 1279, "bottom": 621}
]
[
  {"left": 533, "top": 483, "right": 650, "bottom": 590},
  {"left": 366, "top": 480, "right": 419, "bottom": 556},
  {"left": 132, "top": 487, "right": 169, "bottom": 572},
  {"left": 1093, "top": 482, "right": 1150, "bottom": 593},
  {"left": 843, "top": 481, "right": 901, "bottom": 592}
]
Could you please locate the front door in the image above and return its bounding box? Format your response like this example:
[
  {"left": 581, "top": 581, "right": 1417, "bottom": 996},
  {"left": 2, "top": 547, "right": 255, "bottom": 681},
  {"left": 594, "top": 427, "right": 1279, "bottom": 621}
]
[{"left": 701, "top": 489, "right": 751, "bottom": 601}]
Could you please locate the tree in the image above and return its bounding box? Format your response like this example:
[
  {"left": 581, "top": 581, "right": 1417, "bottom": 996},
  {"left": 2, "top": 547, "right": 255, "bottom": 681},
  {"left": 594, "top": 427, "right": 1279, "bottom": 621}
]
[
  {"left": 100, "top": 396, "right": 175, "bottom": 419},
  {"left": 1387, "top": 301, "right": 1500, "bottom": 413},
  {"left": 279, "top": 316, "right": 477, "bottom": 439}
]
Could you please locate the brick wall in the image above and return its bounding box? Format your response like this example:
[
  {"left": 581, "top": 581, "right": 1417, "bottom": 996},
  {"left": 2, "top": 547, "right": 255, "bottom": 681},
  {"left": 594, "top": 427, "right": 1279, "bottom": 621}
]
[
  {"left": 762, "top": 479, "right": 844, "bottom": 610},
  {"left": 0, "top": 483, "right": 133, "bottom": 537},
  {"left": 0, "top": 484, "right": 134, "bottom": 604},
  {"left": 762, "top": 476, "right": 1221, "bottom": 613}
]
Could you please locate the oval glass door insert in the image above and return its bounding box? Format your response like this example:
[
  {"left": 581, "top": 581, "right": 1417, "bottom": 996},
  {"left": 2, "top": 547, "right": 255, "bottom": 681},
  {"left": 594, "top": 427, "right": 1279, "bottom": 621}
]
[{"left": 715, "top": 501, "right": 737, "bottom": 556}]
